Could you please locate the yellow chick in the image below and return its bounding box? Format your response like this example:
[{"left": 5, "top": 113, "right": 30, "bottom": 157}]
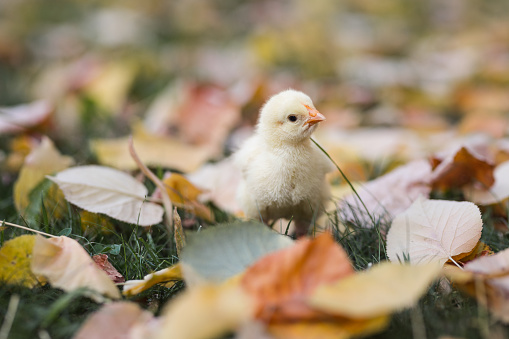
[{"left": 234, "top": 89, "right": 333, "bottom": 237}]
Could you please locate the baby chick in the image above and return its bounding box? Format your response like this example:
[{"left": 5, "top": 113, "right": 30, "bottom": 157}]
[{"left": 234, "top": 89, "right": 333, "bottom": 237}]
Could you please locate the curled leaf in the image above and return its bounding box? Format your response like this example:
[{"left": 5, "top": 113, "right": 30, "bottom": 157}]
[
  {"left": 123, "top": 264, "right": 183, "bottom": 297},
  {"left": 31, "top": 235, "right": 120, "bottom": 301}
]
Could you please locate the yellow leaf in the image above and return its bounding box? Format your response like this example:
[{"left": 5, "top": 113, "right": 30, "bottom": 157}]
[
  {"left": 79, "top": 210, "right": 116, "bottom": 235},
  {"left": 268, "top": 316, "right": 389, "bottom": 339},
  {"left": 0, "top": 235, "right": 44, "bottom": 287},
  {"left": 90, "top": 124, "right": 211, "bottom": 173},
  {"left": 309, "top": 262, "right": 441, "bottom": 319},
  {"left": 13, "top": 136, "right": 74, "bottom": 214},
  {"left": 163, "top": 173, "right": 213, "bottom": 221},
  {"left": 84, "top": 61, "right": 136, "bottom": 114},
  {"left": 31, "top": 235, "right": 120, "bottom": 301},
  {"left": 164, "top": 173, "right": 202, "bottom": 204},
  {"left": 155, "top": 283, "right": 253, "bottom": 339},
  {"left": 123, "top": 263, "right": 183, "bottom": 297}
]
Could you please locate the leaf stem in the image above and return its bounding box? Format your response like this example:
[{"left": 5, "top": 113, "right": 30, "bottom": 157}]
[
  {"left": 2, "top": 221, "right": 58, "bottom": 238},
  {"left": 128, "top": 136, "right": 174, "bottom": 234}
]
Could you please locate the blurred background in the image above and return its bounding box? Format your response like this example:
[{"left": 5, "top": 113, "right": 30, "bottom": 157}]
[{"left": 2, "top": 0, "right": 509, "bottom": 179}]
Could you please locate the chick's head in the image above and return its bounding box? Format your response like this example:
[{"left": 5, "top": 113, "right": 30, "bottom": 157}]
[{"left": 257, "top": 89, "right": 325, "bottom": 145}]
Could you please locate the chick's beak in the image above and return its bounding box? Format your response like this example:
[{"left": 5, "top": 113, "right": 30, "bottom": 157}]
[{"left": 303, "top": 104, "right": 326, "bottom": 126}]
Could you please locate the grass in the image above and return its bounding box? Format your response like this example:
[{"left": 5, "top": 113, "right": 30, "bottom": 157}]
[{"left": 2, "top": 172, "right": 509, "bottom": 339}]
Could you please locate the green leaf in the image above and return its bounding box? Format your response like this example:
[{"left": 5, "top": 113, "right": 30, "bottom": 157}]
[
  {"left": 180, "top": 221, "right": 293, "bottom": 284},
  {"left": 58, "top": 228, "right": 72, "bottom": 236}
]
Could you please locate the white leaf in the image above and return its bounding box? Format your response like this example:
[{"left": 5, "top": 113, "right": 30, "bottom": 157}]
[
  {"left": 48, "top": 165, "right": 163, "bottom": 226},
  {"left": 386, "top": 197, "right": 482, "bottom": 266},
  {"left": 464, "top": 161, "right": 509, "bottom": 205}
]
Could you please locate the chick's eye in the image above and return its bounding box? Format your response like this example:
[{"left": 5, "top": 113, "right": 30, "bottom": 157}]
[{"left": 287, "top": 115, "right": 298, "bottom": 122}]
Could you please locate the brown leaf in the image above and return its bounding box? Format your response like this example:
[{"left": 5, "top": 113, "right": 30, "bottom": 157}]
[
  {"left": 73, "top": 302, "right": 156, "bottom": 339},
  {"left": 31, "top": 235, "right": 120, "bottom": 301},
  {"left": 92, "top": 254, "right": 125, "bottom": 283},
  {"left": 241, "top": 233, "right": 354, "bottom": 323},
  {"left": 431, "top": 146, "right": 495, "bottom": 190}
]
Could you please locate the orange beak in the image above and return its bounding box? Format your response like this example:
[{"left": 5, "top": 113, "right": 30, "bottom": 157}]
[{"left": 303, "top": 104, "right": 325, "bottom": 126}]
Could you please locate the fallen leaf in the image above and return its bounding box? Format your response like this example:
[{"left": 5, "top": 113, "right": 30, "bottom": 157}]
[
  {"left": 83, "top": 61, "right": 136, "bottom": 114},
  {"left": 180, "top": 222, "right": 293, "bottom": 286},
  {"left": 123, "top": 263, "right": 183, "bottom": 297},
  {"left": 173, "top": 208, "right": 186, "bottom": 256},
  {"left": 14, "top": 136, "right": 74, "bottom": 214},
  {"left": 339, "top": 159, "right": 432, "bottom": 225},
  {"left": 0, "top": 100, "right": 53, "bottom": 134},
  {"left": 79, "top": 210, "right": 116, "bottom": 235},
  {"left": 155, "top": 283, "right": 253, "bottom": 339},
  {"left": 90, "top": 124, "right": 211, "bottom": 172},
  {"left": 241, "top": 232, "right": 354, "bottom": 323},
  {"left": 386, "top": 197, "right": 483, "bottom": 266},
  {"left": 31, "top": 235, "right": 121, "bottom": 301},
  {"left": 267, "top": 317, "right": 389, "bottom": 339},
  {"left": 155, "top": 172, "right": 213, "bottom": 221},
  {"left": 186, "top": 156, "right": 242, "bottom": 215},
  {"left": 48, "top": 165, "right": 164, "bottom": 226},
  {"left": 444, "top": 248, "right": 509, "bottom": 323},
  {"left": 92, "top": 254, "right": 124, "bottom": 283},
  {"left": 73, "top": 302, "right": 155, "bottom": 339},
  {"left": 431, "top": 146, "right": 495, "bottom": 191},
  {"left": 463, "top": 161, "right": 509, "bottom": 205},
  {"left": 0, "top": 235, "right": 44, "bottom": 287},
  {"left": 309, "top": 262, "right": 441, "bottom": 319}
]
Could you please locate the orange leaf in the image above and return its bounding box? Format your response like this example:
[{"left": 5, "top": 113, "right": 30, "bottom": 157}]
[
  {"left": 431, "top": 146, "right": 495, "bottom": 190},
  {"left": 241, "top": 233, "right": 354, "bottom": 323}
]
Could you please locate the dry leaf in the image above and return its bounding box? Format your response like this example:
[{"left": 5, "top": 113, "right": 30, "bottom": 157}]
[
  {"left": 241, "top": 232, "right": 354, "bottom": 323},
  {"left": 187, "top": 156, "right": 242, "bottom": 214},
  {"left": 0, "top": 235, "right": 44, "bottom": 288},
  {"left": 79, "top": 210, "right": 116, "bottom": 235},
  {"left": 463, "top": 161, "right": 509, "bottom": 205},
  {"left": 48, "top": 165, "right": 164, "bottom": 226},
  {"left": 0, "top": 100, "right": 53, "bottom": 134},
  {"left": 83, "top": 61, "right": 136, "bottom": 114},
  {"left": 156, "top": 172, "right": 213, "bottom": 221},
  {"left": 310, "top": 262, "right": 441, "bottom": 319},
  {"left": 123, "top": 263, "right": 183, "bottom": 297},
  {"left": 339, "top": 159, "right": 432, "bottom": 225},
  {"left": 155, "top": 284, "right": 253, "bottom": 339},
  {"left": 431, "top": 146, "right": 495, "bottom": 190},
  {"left": 445, "top": 248, "right": 509, "bottom": 323},
  {"left": 386, "top": 197, "right": 483, "bottom": 266},
  {"left": 144, "top": 82, "right": 241, "bottom": 157},
  {"left": 13, "top": 136, "right": 74, "bottom": 214},
  {"left": 31, "top": 235, "right": 120, "bottom": 301},
  {"left": 92, "top": 254, "right": 124, "bottom": 283},
  {"left": 73, "top": 302, "right": 155, "bottom": 339},
  {"left": 267, "top": 317, "right": 389, "bottom": 339},
  {"left": 90, "top": 124, "right": 211, "bottom": 172}
]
